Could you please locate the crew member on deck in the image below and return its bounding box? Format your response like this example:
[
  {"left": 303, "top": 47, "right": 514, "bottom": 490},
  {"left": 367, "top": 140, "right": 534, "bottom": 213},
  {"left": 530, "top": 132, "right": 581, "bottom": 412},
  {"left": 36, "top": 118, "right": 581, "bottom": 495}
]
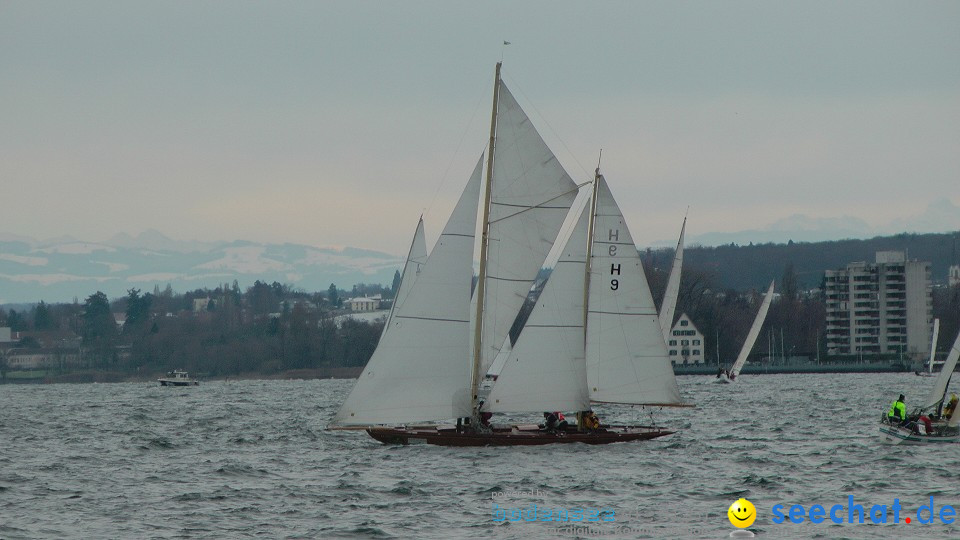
[
  {"left": 580, "top": 410, "right": 600, "bottom": 431},
  {"left": 542, "top": 412, "right": 558, "bottom": 432},
  {"left": 944, "top": 394, "right": 959, "bottom": 420},
  {"left": 476, "top": 400, "right": 493, "bottom": 428},
  {"left": 554, "top": 412, "right": 569, "bottom": 431},
  {"left": 887, "top": 394, "right": 906, "bottom": 424}
]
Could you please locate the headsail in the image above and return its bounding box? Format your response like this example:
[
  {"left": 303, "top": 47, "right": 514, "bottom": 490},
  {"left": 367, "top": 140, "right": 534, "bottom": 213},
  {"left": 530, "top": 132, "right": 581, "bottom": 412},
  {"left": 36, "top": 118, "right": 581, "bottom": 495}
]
[
  {"left": 333, "top": 158, "right": 482, "bottom": 425},
  {"left": 729, "top": 281, "right": 775, "bottom": 378},
  {"left": 586, "top": 175, "right": 684, "bottom": 406},
  {"left": 381, "top": 217, "right": 427, "bottom": 337},
  {"left": 485, "top": 205, "right": 591, "bottom": 413},
  {"left": 659, "top": 217, "right": 686, "bottom": 345},
  {"left": 476, "top": 81, "right": 579, "bottom": 377}
]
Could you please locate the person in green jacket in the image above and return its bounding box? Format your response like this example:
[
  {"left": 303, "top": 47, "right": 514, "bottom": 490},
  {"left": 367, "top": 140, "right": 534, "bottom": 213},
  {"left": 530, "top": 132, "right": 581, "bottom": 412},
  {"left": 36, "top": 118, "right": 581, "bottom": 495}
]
[{"left": 887, "top": 394, "right": 906, "bottom": 424}]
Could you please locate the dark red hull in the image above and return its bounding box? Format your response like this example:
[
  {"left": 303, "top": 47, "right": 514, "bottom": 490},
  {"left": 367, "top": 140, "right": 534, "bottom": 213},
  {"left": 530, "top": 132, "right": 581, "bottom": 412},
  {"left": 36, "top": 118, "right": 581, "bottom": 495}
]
[{"left": 366, "top": 424, "right": 674, "bottom": 446}]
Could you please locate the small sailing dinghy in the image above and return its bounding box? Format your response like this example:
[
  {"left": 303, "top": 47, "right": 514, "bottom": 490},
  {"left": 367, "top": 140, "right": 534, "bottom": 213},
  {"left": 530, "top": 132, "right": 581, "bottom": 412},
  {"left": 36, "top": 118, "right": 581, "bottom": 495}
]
[
  {"left": 330, "top": 63, "right": 691, "bottom": 446},
  {"left": 714, "top": 281, "right": 775, "bottom": 383},
  {"left": 880, "top": 324, "right": 960, "bottom": 445}
]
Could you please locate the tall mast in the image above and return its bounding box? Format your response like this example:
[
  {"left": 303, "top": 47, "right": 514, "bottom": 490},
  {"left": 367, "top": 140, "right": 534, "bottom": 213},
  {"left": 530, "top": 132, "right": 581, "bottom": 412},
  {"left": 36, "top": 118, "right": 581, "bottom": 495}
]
[
  {"left": 582, "top": 166, "right": 601, "bottom": 343},
  {"left": 470, "top": 62, "right": 501, "bottom": 410}
]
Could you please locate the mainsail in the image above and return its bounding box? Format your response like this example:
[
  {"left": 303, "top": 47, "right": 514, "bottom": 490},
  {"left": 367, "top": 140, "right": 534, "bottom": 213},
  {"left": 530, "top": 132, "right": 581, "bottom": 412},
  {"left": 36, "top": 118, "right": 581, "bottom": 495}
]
[
  {"left": 922, "top": 325, "right": 960, "bottom": 412},
  {"left": 332, "top": 158, "right": 482, "bottom": 425},
  {"left": 659, "top": 217, "right": 686, "bottom": 345},
  {"left": 585, "top": 175, "right": 684, "bottom": 406},
  {"left": 729, "top": 281, "right": 776, "bottom": 378},
  {"left": 475, "top": 81, "right": 579, "bottom": 377},
  {"left": 485, "top": 205, "right": 591, "bottom": 413}
]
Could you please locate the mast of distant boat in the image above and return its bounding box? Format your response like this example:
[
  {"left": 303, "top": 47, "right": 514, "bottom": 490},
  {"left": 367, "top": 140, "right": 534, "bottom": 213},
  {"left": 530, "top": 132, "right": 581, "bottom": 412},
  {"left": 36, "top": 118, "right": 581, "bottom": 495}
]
[{"left": 470, "top": 62, "right": 501, "bottom": 414}]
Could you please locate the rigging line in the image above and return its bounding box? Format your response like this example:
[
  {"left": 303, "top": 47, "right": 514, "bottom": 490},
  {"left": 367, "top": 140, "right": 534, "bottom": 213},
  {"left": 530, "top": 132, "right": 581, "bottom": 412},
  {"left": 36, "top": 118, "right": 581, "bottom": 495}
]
[
  {"left": 487, "top": 181, "right": 591, "bottom": 225},
  {"left": 501, "top": 73, "right": 593, "bottom": 184},
  {"left": 423, "top": 77, "right": 490, "bottom": 223}
]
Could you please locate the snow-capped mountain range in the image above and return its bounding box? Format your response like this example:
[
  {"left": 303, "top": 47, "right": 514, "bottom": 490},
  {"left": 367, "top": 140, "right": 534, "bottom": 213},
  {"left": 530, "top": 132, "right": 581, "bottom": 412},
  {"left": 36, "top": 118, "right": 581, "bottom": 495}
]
[
  {"left": 0, "top": 230, "right": 403, "bottom": 304},
  {"left": 4, "top": 195, "right": 959, "bottom": 305}
]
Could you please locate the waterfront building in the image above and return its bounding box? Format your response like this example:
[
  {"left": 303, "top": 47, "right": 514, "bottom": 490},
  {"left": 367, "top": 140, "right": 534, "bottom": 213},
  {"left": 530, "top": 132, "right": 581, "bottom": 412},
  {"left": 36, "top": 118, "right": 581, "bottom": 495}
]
[
  {"left": 346, "top": 297, "right": 380, "bottom": 312},
  {"left": 824, "top": 251, "right": 931, "bottom": 360},
  {"left": 667, "top": 313, "right": 704, "bottom": 365}
]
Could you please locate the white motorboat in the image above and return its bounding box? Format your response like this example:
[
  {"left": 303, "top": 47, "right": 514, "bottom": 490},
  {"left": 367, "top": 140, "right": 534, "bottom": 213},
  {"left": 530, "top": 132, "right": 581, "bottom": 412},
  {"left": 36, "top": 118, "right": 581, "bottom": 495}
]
[{"left": 158, "top": 370, "right": 199, "bottom": 386}]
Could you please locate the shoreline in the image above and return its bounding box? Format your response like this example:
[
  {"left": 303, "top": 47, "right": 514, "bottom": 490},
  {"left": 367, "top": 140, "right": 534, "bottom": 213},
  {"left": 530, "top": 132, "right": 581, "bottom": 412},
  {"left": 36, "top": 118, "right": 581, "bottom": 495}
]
[
  {"left": 4, "top": 363, "right": 938, "bottom": 384},
  {"left": 1, "top": 367, "right": 364, "bottom": 385}
]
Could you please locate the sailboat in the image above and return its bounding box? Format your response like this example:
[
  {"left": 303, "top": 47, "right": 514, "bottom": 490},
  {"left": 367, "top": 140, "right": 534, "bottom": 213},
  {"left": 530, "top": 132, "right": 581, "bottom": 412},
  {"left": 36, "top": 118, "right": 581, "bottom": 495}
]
[
  {"left": 330, "top": 63, "right": 690, "bottom": 445},
  {"left": 714, "top": 281, "right": 775, "bottom": 383},
  {"left": 915, "top": 319, "right": 939, "bottom": 377},
  {"left": 880, "top": 322, "right": 960, "bottom": 444}
]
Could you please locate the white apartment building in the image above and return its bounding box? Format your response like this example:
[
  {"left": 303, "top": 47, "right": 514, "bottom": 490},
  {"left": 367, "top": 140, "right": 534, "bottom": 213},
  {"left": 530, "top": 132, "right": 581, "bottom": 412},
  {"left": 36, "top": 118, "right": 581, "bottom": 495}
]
[
  {"left": 667, "top": 313, "right": 705, "bottom": 365},
  {"left": 824, "top": 251, "right": 931, "bottom": 360}
]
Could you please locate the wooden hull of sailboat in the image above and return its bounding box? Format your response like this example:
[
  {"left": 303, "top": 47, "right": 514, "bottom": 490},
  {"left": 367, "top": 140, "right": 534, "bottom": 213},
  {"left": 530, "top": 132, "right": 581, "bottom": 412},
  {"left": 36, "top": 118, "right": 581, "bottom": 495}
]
[
  {"left": 366, "top": 424, "right": 674, "bottom": 446},
  {"left": 879, "top": 423, "right": 960, "bottom": 445}
]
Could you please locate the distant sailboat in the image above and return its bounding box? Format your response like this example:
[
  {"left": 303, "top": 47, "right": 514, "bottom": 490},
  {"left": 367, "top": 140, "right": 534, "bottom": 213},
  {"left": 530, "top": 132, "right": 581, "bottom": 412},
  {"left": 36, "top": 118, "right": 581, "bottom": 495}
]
[
  {"left": 715, "top": 281, "right": 775, "bottom": 383},
  {"left": 331, "top": 62, "right": 690, "bottom": 445}
]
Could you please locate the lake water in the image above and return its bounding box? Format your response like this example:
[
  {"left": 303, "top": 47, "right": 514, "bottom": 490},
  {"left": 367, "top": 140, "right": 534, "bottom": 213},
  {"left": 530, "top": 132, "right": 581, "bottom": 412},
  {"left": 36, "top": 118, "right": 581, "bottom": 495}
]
[{"left": 2, "top": 374, "right": 958, "bottom": 539}]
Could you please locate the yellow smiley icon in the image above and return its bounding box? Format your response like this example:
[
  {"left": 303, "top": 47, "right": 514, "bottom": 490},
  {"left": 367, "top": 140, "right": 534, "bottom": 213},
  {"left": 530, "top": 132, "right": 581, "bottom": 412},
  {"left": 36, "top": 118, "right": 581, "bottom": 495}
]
[{"left": 727, "top": 498, "right": 756, "bottom": 528}]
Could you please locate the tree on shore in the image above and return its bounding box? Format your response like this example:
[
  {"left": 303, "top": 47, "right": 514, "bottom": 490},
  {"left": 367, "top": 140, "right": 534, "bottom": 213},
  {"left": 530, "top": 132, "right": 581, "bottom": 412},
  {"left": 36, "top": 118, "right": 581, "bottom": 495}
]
[
  {"left": 328, "top": 283, "right": 340, "bottom": 308},
  {"left": 81, "top": 291, "right": 118, "bottom": 367}
]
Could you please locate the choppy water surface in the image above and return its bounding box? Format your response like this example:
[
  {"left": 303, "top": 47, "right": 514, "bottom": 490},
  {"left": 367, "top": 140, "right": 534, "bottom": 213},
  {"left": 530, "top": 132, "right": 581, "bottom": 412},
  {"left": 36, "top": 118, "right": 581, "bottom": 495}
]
[{"left": 2, "top": 374, "right": 959, "bottom": 539}]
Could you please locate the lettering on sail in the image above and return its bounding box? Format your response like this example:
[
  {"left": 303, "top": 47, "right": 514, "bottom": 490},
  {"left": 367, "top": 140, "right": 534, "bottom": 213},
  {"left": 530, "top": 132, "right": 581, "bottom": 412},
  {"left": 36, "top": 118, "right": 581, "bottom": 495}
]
[{"left": 608, "top": 228, "right": 620, "bottom": 291}]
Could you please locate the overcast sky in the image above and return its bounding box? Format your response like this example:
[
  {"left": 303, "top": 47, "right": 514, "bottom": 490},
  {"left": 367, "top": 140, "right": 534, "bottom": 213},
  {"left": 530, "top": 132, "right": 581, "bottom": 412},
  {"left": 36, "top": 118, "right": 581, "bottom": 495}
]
[{"left": 2, "top": 1, "right": 958, "bottom": 255}]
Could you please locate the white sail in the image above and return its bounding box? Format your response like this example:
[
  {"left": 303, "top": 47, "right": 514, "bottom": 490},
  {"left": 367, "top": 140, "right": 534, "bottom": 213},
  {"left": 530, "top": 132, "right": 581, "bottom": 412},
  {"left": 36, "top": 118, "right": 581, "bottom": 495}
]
[
  {"left": 485, "top": 336, "right": 512, "bottom": 378},
  {"left": 659, "top": 217, "right": 686, "bottom": 345},
  {"left": 485, "top": 205, "right": 591, "bottom": 413},
  {"left": 477, "top": 81, "right": 579, "bottom": 376},
  {"left": 333, "top": 158, "right": 482, "bottom": 425},
  {"left": 729, "top": 281, "right": 775, "bottom": 378},
  {"left": 928, "top": 319, "right": 940, "bottom": 374},
  {"left": 381, "top": 217, "right": 427, "bottom": 337},
  {"left": 922, "top": 325, "right": 960, "bottom": 411},
  {"left": 586, "top": 175, "right": 683, "bottom": 405}
]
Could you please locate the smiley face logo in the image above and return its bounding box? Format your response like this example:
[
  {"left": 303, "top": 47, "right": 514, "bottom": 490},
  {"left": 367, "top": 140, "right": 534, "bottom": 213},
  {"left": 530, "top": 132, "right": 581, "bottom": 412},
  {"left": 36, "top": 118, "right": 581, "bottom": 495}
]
[{"left": 727, "top": 498, "right": 756, "bottom": 528}]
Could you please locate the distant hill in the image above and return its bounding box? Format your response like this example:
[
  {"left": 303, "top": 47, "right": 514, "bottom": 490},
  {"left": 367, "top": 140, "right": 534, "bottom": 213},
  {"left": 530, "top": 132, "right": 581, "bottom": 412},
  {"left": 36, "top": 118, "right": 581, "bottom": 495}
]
[
  {"left": 642, "top": 231, "right": 960, "bottom": 291},
  {"left": 0, "top": 231, "right": 402, "bottom": 304}
]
